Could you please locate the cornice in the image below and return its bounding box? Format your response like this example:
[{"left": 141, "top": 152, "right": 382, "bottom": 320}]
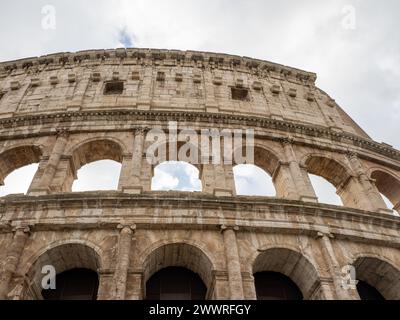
[
  {"left": 0, "top": 109, "right": 399, "bottom": 163},
  {"left": 0, "top": 48, "right": 317, "bottom": 85},
  {"left": 1, "top": 191, "right": 400, "bottom": 231}
]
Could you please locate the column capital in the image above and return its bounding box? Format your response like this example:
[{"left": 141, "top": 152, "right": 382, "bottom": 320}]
[
  {"left": 133, "top": 127, "right": 150, "bottom": 136},
  {"left": 316, "top": 231, "right": 334, "bottom": 239},
  {"left": 12, "top": 225, "right": 31, "bottom": 235},
  {"left": 220, "top": 224, "right": 239, "bottom": 233},
  {"left": 56, "top": 128, "right": 70, "bottom": 138},
  {"left": 117, "top": 224, "right": 137, "bottom": 234},
  {"left": 280, "top": 136, "right": 295, "bottom": 146}
]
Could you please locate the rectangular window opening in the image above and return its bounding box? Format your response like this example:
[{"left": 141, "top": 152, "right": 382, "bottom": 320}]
[
  {"left": 104, "top": 81, "right": 124, "bottom": 95},
  {"left": 231, "top": 87, "right": 249, "bottom": 101}
]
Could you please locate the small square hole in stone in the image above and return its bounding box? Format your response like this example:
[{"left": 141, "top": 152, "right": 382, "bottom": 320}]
[
  {"left": 231, "top": 87, "right": 249, "bottom": 101},
  {"left": 104, "top": 81, "right": 124, "bottom": 95}
]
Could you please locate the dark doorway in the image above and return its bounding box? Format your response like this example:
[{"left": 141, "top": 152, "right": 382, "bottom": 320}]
[
  {"left": 254, "top": 271, "right": 303, "bottom": 300},
  {"left": 42, "top": 268, "right": 99, "bottom": 300},
  {"left": 146, "top": 267, "right": 207, "bottom": 300},
  {"left": 357, "top": 280, "right": 385, "bottom": 300}
]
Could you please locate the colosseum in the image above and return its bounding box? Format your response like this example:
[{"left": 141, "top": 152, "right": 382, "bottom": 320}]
[{"left": 0, "top": 48, "right": 399, "bottom": 300}]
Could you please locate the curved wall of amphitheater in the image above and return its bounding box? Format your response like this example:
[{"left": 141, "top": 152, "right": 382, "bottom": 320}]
[{"left": 0, "top": 48, "right": 399, "bottom": 300}]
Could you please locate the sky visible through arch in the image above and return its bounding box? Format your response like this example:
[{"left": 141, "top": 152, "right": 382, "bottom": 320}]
[{"left": 0, "top": 0, "right": 399, "bottom": 211}]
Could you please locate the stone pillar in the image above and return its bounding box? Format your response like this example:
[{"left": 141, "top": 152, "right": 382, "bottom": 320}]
[
  {"left": 241, "top": 272, "right": 257, "bottom": 300},
  {"left": 316, "top": 232, "right": 356, "bottom": 300},
  {"left": 272, "top": 161, "right": 298, "bottom": 200},
  {"left": 346, "top": 153, "right": 389, "bottom": 213},
  {"left": 282, "top": 138, "right": 318, "bottom": 202},
  {"left": 118, "top": 128, "right": 149, "bottom": 194},
  {"left": 221, "top": 225, "right": 244, "bottom": 299},
  {"left": 96, "top": 269, "right": 114, "bottom": 300},
  {"left": 0, "top": 226, "right": 30, "bottom": 300},
  {"left": 28, "top": 130, "right": 69, "bottom": 195},
  {"left": 112, "top": 224, "right": 136, "bottom": 300}
]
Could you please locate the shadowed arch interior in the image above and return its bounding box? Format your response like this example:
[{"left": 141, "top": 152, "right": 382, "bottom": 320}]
[
  {"left": 23, "top": 243, "right": 101, "bottom": 300},
  {"left": 0, "top": 145, "right": 42, "bottom": 184},
  {"left": 253, "top": 248, "right": 320, "bottom": 299},
  {"left": 71, "top": 139, "right": 123, "bottom": 171},
  {"left": 354, "top": 256, "right": 400, "bottom": 300},
  {"left": 143, "top": 243, "right": 214, "bottom": 298},
  {"left": 371, "top": 170, "right": 400, "bottom": 210},
  {"left": 305, "top": 156, "right": 350, "bottom": 188}
]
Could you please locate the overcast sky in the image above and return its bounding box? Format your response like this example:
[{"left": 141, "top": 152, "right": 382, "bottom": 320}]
[{"left": 0, "top": 1, "right": 398, "bottom": 209}]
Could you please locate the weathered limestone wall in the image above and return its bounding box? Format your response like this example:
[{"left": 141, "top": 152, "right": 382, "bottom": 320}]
[{"left": 0, "top": 49, "right": 399, "bottom": 300}]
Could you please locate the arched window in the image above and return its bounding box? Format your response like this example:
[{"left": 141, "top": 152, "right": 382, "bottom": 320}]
[
  {"left": 371, "top": 170, "right": 400, "bottom": 215},
  {"left": 143, "top": 243, "right": 213, "bottom": 300},
  {"left": 253, "top": 248, "right": 321, "bottom": 300},
  {"left": 146, "top": 267, "right": 207, "bottom": 300},
  {"left": 233, "top": 164, "right": 276, "bottom": 196},
  {"left": 22, "top": 243, "right": 101, "bottom": 300},
  {"left": 151, "top": 161, "right": 202, "bottom": 192},
  {"left": 0, "top": 145, "right": 42, "bottom": 196},
  {"left": 72, "top": 160, "right": 121, "bottom": 192},
  {"left": 354, "top": 256, "right": 400, "bottom": 300},
  {"left": 309, "top": 174, "right": 343, "bottom": 206},
  {"left": 68, "top": 139, "right": 124, "bottom": 192},
  {"left": 304, "top": 156, "right": 350, "bottom": 206},
  {"left": 42, "top": 268, "right": 99, "bottom": 300},
  {"left": 254, "top": 271, "right": 303, "bottom": 300},
  {"left": 0, "top": 163, "right": 39, "bottom": 196}
]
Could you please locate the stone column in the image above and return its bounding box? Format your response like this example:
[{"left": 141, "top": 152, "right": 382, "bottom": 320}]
[
  {"left": 221, "top": 225, "right": 244, "bottom": 299},
  {"left": 119, "top": 128, "right": 149, "bottom": 194},
  {"left": 316, "top": 232, "right": 356, "bottom": 300},
  {"left": 0, "top": 226, "right": 30, "bottom": 300},
  {"left": 28, "top": 130, "right": 69, "bottom": 195},
  {"left": 272, "top": 161, "right": 298, "bottom": 200},
  {"left": 346, "top": 153, "right": 389, "bottom": 213},
  {"left": 112, "top": 224, "right": 136, "bottom": 300},
  {"left": 282, "top": 138, "right": 318, "bottom": 202},
  {"left": 97, "top": 269, "right": 114, "bottom": 300}
]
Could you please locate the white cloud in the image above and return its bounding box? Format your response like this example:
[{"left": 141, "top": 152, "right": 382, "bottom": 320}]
[
  {"left": 72, "top": 160, "right": 121, "bottom": 192},
  {"left": 233, "top": 164, "right": 276, "bottom": 197}
]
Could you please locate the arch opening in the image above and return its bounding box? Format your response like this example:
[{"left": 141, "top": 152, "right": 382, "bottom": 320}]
[
  {"left": 42, "top": 268, "right": 99, "bottom": 300},
  {"left": 68, "top": 139, "right": 123, "bottom": 192},
  {"left": 151, "top": 161, "right": 202, "bottom": 192},
  {"left": 0, "top": 163, "right": 39, "bottom": 196},
  {"left": 254, "top": 271, "right": 303, "bottom": 300},
  {"left": 72, "top": 160, "right": 121, "bottom": 192},
  {"left": 233, "top": 164, "right": 276, "bottom": 196},
  {"left": 0, "top": 146, "right": 42, "bottom": 196},
  {"left": 356, "top": 280, "right": 385, "bottom": 300},
  {"left": 305, "top": 156, "right": 350, "bottom": 206},
  {"left": 253, "top": 248, "right": 320, "bottom": 300},
  {"left": 371, "top": 170, "right": 400, "bottom": 214},
  {"left": 354, "top": 256, "right": 400, "bottom": 300},
  {"left": 143, "top": 243, "right": 214, "bottom": 299},
  {"left": 146, "top": 267, "right": 207, "bottom": 300},
  {"left": 309, "top": 174, "right": 343, "bottom": 206},
  {"left": 23, "top": 243, "right": 101, "bottom": 300}
]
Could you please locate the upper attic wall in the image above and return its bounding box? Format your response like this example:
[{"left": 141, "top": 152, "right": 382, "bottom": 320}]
[{"left": 0, "top": 48, "right": 369, "bottom": 139}]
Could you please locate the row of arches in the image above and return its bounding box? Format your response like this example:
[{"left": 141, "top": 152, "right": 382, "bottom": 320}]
[
  {"left": 21, "top": 242, "right": 400, "bottom": 300},
  {"left": 0, "top": 139, "right": 399, "bottom": 213}
]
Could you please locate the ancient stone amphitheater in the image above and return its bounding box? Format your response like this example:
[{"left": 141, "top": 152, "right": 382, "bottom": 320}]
[{"left": 0, "top": 48, "right": 399, "bottom": 300}]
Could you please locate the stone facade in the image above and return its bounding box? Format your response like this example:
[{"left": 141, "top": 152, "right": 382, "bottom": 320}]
[{"left": 0, "top": 48, "right": 399, "bottom": 300}]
